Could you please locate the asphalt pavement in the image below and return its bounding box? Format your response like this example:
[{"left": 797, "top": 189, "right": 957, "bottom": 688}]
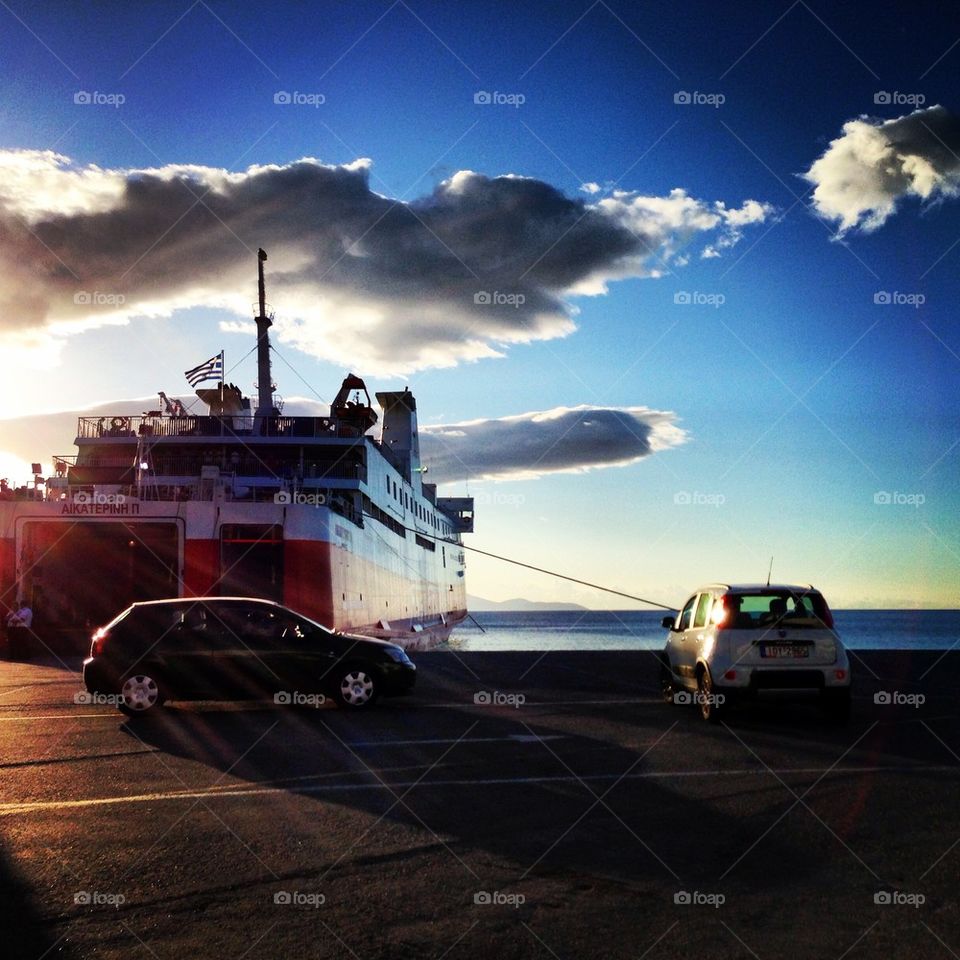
[{"left": 1, "top": 648, "right": 958, "bottom": 959}]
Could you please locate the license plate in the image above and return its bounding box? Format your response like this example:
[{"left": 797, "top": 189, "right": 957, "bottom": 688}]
[{"left": 760, "top": 644, "right": 810, "bottom": 658}]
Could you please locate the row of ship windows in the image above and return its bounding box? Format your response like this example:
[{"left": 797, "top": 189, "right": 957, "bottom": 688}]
[{"left": 384, "top": 475, "right": 451, "bottom": 536}]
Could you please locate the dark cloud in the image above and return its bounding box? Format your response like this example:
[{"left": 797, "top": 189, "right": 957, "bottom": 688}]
[
  {"left": 419, "top": 406, "right": 686, "bottom": 482},
  {"left": 0, "top": 151, "right": 772, "bottom": 372}
]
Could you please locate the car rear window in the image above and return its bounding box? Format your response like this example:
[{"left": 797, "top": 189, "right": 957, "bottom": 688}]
[{"left": 721, "top": 591, "right": 831, "bottom": 629}]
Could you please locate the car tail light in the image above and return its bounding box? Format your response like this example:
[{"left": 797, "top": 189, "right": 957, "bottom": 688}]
[
  {"left": 712, "top": 596, "right": 733, "bottom": 630},
  {"left": 91, "top": 628, "right": 109, "bottom": 657},
  {"left": 834, "top": 669, "right": 846, "bottom": 681},
  {"left": 724, "top": 670, "right": 737, "bottom": 681}
]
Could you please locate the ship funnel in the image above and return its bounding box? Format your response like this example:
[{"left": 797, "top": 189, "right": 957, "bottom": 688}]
[
  {"left": 254, "top": 248, "right": 275, "bottom": 425},
  {"left": 376, "top": 388, "right": 421, "bottom": 484}
]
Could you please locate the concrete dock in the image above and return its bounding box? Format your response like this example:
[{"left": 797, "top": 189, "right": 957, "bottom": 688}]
[{"left": 1, "top": 649, "right": 958, "bottom": 958}]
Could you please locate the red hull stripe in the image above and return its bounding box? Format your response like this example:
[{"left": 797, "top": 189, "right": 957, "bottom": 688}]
[
  {"left": 183, "top": 540, "right": 219, "bottom": 598},
  {"left": 284, "top": 539, "right": 334, "bottom": 625}
]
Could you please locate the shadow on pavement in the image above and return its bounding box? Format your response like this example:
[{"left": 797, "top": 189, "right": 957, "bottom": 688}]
[{"left": 0, "top": 842, "right": 71, "bottom": 959}]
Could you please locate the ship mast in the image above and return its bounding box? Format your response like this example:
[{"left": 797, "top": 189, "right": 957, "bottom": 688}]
[{"left": 254, "top": 247, "right": 275, "bottom": 428}]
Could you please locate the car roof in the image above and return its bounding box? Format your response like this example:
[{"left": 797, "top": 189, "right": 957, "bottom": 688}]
[{"left": 695, "top": 583, "right": 819, "bottom": 593}]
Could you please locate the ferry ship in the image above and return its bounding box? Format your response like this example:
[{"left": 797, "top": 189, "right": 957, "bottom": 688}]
[{"left": 0, "top": 250, "right": 473, "bottom": 651}]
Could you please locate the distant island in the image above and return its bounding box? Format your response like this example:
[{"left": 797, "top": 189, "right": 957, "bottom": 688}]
[{"left": 467, "top": 594, "right": 588, "bottom": 612}]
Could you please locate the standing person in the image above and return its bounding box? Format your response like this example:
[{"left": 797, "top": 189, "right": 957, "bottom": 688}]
[{"left": 6, "top": 601, "right": 33, "bottom": 660}]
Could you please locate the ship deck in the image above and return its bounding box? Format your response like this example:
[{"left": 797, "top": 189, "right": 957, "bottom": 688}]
[{"left": 1, "top": 649, "right": 957, "bottom": 958}]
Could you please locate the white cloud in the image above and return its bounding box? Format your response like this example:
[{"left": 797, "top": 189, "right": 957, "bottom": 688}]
[
  {"left": 804, "top": 105, "right": 960, "bottom": 235},
  {"left": 0, "top": 150, "right": 125, "bottom": 219},
  {"left": 590, "top": 188, "right": 776, "bottom": 279}
]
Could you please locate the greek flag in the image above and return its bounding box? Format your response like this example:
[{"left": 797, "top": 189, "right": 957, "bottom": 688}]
[{"left": 185, "top": 352, "right": 223, "bottom": 387}]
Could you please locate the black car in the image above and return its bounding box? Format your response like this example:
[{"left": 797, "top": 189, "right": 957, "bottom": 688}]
[{"left": 82, "top": 597, "right": 416, "bottom": 716}]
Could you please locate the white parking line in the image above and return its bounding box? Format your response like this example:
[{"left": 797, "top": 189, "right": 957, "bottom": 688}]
[
  {"left": 1, "top": 763, "right": 955, "bottom": 815},
  {"left": 0, "top": 713, "right": 118, "bottom": 721}
]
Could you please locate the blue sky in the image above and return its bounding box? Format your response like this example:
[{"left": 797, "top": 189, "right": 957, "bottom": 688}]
[{"left": 0, "top": 0, "right": 958, "bottom": 607}]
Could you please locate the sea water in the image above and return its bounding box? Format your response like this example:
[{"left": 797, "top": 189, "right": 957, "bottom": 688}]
[{"left": 446, "top": 609, "right": 960, "bottom": 652}]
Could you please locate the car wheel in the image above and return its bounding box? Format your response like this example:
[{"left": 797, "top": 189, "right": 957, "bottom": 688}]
[
  {"left": 697, "top": 667, "right": 724, "bottom": 724},
  {"left": 334, "top": 665, "right": 379, "bottom": 709},
  {"left": 820, "top": 688, "right": 851, "bottom": 724},
  {"left": 118, "top": 672, "right": 165, "bottom": 717}
]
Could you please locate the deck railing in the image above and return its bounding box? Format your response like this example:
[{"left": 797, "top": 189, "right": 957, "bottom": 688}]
[{"left": 77, "top": 415, "right": 367, "bottom": 440}]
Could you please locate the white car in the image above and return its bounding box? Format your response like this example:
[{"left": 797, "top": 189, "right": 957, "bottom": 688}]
[{"left": 659, "top": 583, "right": 851, "bottom": 722}]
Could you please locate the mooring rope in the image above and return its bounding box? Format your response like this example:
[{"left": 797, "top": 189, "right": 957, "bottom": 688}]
[{"left": 364, "top": 513, "right": 676, "bottom": 611}]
